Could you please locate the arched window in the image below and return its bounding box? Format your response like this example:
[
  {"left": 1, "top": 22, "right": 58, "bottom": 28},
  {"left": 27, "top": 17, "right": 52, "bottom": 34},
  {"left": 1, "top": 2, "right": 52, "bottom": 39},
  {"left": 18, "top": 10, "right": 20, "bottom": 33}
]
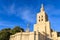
[
  {"left": 39, "top": 16, "right": 40, "bottom": 22},
  {"left": 39, "top": 20, "right": 40, "bottom": 22},
  {"left": 41, "top": 19, "right": 43, "bottom": 21},
  {"left": 39, "top": 16, "right": 40, "bottom": 18},
  {"left": 41, "top": 15, "right": 43, "bottom": 21},
  {"left": 42, "top": 16, "right": 43, "bottom": 17}
]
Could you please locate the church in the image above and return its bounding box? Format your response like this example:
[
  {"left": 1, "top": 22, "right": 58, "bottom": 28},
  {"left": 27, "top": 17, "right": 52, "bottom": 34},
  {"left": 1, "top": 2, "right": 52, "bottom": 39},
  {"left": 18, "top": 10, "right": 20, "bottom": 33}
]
[{"left": 9, "top": 4, "right": 60, "bottom": 40}]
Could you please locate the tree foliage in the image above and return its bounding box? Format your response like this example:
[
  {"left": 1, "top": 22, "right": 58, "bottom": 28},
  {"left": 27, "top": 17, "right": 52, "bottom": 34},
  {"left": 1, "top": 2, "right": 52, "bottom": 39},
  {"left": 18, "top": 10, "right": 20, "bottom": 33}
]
[
  {"left": 11, "top": 26, "right": 24, "bottom": 35},
  {"left": 0, "top": 28, "right": 11, "bottom": 40},
  {"left": 0, "top": 26, "right": 24, "bottom": 40}
]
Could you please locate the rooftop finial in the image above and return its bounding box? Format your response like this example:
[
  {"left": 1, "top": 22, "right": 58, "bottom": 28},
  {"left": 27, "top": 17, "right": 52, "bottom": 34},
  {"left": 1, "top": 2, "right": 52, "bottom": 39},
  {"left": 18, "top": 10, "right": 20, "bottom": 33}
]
[
  {"left": 26, "top": 24, "right": 30, "bottom": 32},
  {"left": 41, "top": 4, "right": 44, "bottom": 12}
]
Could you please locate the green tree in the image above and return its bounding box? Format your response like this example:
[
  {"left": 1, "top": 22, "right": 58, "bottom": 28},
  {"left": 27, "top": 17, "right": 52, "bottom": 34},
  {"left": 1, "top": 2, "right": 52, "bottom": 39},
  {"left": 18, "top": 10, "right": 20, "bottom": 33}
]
[
  {"left": 11, "top": 26, "right": 24, "bottom": 35},
  {"left": 0, "top": 26, "right": 24, "bottom": 40},
  {"left": 0, "top": 28, "right": 11, "bottom": 40}
]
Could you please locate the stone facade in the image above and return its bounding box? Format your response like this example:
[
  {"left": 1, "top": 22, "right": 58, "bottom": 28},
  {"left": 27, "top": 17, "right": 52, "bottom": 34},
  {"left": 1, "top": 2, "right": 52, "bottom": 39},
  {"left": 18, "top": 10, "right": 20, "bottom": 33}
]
[{"left": 9, "top": 4, "right": 60, "bottom": 40}]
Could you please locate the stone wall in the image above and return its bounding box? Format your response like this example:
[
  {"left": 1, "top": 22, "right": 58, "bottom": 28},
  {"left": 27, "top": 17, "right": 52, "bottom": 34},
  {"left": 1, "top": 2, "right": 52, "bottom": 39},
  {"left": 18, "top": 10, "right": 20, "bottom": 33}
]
[{"left": 10, "top": 32, "right": 34, "bottom": 40}]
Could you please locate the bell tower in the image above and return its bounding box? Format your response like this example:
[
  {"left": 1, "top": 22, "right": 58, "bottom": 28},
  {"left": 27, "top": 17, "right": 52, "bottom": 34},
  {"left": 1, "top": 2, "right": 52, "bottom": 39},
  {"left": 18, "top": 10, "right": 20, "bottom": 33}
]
[
  {"left": 37, "top": 4, "right": 48, "bottom": 23},
  {"left": 34, "top": 4, "right": 51, "bottom": 39}
]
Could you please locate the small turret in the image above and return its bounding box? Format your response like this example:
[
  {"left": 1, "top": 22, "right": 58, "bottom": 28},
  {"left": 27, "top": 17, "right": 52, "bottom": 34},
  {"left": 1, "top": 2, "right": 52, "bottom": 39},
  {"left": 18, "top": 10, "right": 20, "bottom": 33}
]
[
  {"left": 37, "top": 4, "right": 48, "bottom": 23},
  {"left": 40, "top": 4, "right": 44, "bottom": 12},
  {"left": 26, "top": 24, "right": 30, "bottom": 32}
]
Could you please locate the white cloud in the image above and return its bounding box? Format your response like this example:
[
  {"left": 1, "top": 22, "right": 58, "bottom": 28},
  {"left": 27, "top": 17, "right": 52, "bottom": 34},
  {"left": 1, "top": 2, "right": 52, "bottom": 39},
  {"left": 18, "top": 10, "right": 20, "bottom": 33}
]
[
  {"left": 21, "top": 9, "right": 36, "bottom": 23},
  {"left": 0, "top": 3, "right": 36, "bottom": 24},
  {"left": 0, "top": 21, "right": 16, "bottom": 27}
]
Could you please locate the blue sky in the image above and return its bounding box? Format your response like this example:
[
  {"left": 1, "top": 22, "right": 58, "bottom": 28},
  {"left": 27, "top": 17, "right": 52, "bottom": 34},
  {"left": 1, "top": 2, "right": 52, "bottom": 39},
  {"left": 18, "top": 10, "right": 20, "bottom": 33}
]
[{"left": 0, "top": 0, "right": 60, "bottom": 32}]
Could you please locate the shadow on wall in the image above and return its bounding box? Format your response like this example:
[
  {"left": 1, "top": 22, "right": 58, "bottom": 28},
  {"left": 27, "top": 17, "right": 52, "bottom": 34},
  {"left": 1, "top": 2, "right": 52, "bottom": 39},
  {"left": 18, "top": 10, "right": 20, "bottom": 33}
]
[{"left": 34, "top": 31, "right": 52, "bottom": 40}]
